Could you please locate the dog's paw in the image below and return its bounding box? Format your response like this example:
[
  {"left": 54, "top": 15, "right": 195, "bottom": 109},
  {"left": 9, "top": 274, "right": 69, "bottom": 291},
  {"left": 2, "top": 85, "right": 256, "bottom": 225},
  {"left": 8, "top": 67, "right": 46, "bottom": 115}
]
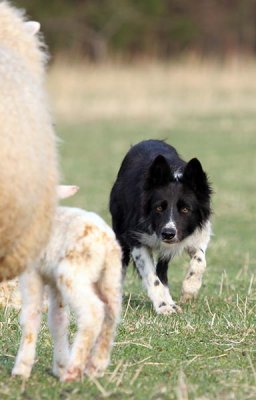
[
  {"left": 155, "top": 302, "right": 182, "bottom": 315},
  {"left": 180, "top": 292, "right": 197, "bottom": 303},
  {"left": 181, "top": 273, "right": 202, "bottom": 303}
]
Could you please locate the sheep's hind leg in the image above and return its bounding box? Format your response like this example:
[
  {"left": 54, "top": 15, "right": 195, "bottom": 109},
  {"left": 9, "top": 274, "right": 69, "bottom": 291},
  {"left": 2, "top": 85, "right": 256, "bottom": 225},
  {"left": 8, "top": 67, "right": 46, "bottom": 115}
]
[
  {"left": 48, "top": 286, "right": 70, "bottom": 378},
  {"left": 86, "top": 244, "right": 122, "bottom": 377},
  {"left": 12, "top": 269, "right": 43, "bottom": 379},
  {"left": 56, "top": 261, "right": 105, "bottom": 382}
]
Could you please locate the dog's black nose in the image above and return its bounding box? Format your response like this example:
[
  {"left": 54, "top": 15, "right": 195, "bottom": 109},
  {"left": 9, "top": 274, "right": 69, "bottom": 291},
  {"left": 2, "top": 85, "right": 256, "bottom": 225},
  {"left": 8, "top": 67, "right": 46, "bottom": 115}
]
[{"left": 161, "top": 228, "right": 176, "bottom": 241}]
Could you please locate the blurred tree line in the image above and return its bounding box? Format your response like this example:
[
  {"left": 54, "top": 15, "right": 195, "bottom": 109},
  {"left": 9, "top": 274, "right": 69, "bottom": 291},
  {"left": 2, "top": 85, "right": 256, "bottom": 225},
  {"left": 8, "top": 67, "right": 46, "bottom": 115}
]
[{"left": 14, "top": 0, "right": 256, "bottom": 61}]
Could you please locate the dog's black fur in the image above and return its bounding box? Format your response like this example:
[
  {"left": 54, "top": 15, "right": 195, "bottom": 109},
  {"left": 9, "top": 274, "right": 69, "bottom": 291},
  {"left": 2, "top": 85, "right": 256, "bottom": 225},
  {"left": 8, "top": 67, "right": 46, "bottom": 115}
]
[{"left": 110, "top": 140, "right": 212, "bottom": 311}]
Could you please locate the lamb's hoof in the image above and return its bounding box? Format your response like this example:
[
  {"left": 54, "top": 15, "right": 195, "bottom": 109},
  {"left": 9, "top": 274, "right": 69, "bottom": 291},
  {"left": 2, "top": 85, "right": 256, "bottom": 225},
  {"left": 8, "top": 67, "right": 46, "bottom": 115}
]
[
  {"left": 156, "top": 302, "right": 182, "bottom": 315},
  {"left": 85, "top": 365, "right": 105, "bottom": 378},
  {"left": 60, "top": 366, "right": 83, "bottom": 382},
  {"left": 85, "top": 359, "right": 108, "bottom": 378},
  {"left": 12, "top": 365, "right": 31, "bottom": 379},
  {"left": 52, "top": 362, "right": 66, "bottom": 379}
]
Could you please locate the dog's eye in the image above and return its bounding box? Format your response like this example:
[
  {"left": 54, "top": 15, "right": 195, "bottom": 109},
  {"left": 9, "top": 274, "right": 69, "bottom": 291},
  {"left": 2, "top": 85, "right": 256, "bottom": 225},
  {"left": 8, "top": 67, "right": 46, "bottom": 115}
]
[
  {"left": 156, "top": 206, "right": 163, "bottom": 213},
  {"left": 180, "top": 207, "right": 189, "bottom": 214}
]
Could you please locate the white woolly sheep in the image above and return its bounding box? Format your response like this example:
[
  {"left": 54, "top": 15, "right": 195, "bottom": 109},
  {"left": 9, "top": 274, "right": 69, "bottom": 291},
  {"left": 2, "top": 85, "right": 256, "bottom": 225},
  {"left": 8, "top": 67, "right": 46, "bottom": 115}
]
[
  {"left": 12, "top": 186, "right": 122, "bottom": 382},
  {"left": 0, "top": 1, "right": 59, "bottom": 281}
]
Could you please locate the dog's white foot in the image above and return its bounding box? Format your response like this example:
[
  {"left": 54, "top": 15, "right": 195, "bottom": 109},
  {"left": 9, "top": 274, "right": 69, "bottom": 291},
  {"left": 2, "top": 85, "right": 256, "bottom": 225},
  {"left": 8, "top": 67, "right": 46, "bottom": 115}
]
[
  {"left": 155, "top": 301, "right": 182, "bottom": 315},
  {"left": 180, "top": 291, "right": 197, "bottom": 303},
  {"left": 180, "top": 274, "right": 202, "bottom": 303}
]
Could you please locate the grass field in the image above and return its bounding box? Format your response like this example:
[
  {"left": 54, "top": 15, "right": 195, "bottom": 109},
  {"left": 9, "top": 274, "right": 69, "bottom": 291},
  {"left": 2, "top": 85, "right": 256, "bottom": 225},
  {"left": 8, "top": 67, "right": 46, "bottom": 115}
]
[{"left": 0, "top": 60, "right": 256, "bottom": 400}]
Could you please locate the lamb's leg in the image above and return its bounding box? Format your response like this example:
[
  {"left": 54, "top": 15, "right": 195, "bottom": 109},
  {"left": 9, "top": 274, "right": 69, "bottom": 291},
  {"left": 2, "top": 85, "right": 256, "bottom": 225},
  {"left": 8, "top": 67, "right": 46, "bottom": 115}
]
[
  {"left": 180, "top": 223, "right": 211, "bottom": 303},
  {"left": 12, "top": 269, "right": 43, "bottom": 379},
  {"left": 47, "top": 286, "right": 69, "bottom": 378},
  {"left": 56, "top": 261, "right": 105, "bottom": 382},
  {"left": 86, "top": 243, "right": 122, "bottom": 377},
  {"left": 132, "top": 246, "right": 181, "bottom": 314},
  {"left": 63, "top": 292, "right": 104, "bottom": 382}
]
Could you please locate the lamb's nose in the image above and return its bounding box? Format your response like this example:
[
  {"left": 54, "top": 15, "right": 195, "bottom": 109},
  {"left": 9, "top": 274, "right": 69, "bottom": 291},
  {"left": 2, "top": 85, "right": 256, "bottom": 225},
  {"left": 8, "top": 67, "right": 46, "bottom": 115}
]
[{"left": 161, "top": 228, "right": 176, "bottom": 241}]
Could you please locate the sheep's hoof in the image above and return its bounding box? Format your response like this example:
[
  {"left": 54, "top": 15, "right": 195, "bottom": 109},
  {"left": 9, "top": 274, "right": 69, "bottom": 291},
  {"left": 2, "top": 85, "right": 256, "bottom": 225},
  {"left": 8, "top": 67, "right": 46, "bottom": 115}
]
[
  {"left": 12, "top": 364, "right": 31, "bottom": 379},
  {"left": 85, "top": 356, "right": 109, "bottom": 378},
  {"left": 60, "top": 366, "right": 83, "bottom": 382}
]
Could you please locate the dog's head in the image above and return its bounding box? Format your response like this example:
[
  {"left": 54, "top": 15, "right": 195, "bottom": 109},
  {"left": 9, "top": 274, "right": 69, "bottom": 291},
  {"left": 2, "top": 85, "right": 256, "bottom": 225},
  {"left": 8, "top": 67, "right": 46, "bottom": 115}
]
[{"left": 143, "top": 155, "right": 212, "bottom": 244}]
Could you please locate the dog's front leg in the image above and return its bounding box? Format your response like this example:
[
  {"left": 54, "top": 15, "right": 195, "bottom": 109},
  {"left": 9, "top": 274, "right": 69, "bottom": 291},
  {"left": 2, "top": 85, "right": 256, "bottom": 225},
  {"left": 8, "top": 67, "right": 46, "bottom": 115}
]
[
  {"left": 180, "top": 223, "right": 211, "bottom": 303},
  {"left": 132, "top": 246, "right": 180, "bottom": 315}
]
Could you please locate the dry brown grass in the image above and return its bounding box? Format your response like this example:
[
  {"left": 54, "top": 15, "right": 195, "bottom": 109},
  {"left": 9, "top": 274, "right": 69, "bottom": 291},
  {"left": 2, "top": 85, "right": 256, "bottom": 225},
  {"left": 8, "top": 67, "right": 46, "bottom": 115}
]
[{"left": 47, "top": 58, "right": 256, "bottom": 124}]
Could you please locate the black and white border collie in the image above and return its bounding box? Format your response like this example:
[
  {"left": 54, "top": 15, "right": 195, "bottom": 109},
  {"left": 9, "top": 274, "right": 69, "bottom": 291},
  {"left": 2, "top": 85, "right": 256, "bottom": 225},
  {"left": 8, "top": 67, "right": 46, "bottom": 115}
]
[{"left": 110, "top": 140, "right": 212, "bottom": 314}]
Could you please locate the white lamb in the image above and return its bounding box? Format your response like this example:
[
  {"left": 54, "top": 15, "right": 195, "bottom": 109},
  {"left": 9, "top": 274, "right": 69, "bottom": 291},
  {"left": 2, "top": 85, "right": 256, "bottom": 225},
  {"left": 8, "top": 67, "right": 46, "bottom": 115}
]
[
  {"left": 12, "top": 186, "right": 122, "bottom": 382},
  {"left": 0, "top": 2, "right": 59, "bottom": 281}
]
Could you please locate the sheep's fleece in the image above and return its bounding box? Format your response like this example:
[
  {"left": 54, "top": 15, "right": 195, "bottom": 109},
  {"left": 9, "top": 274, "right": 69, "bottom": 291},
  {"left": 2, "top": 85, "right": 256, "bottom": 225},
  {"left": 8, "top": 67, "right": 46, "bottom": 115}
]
[{"left": 0, "top": 1, "right": 59, "bottom": 280}]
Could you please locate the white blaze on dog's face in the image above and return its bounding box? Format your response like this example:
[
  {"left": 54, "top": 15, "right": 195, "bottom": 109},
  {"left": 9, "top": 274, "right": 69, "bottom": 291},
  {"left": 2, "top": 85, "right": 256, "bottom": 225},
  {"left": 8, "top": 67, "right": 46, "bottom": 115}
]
[
  {"left": 57, "top": 185, "right": 80, "bottom": 199},
  {"left": 24, "top": 21, "right": 41, "bottom": 36}
]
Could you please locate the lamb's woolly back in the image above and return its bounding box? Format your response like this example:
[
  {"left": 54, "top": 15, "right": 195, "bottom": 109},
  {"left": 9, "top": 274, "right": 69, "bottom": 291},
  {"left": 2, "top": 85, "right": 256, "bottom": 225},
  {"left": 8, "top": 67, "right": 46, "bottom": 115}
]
[
  {"left": 13, "top": 205, "right": 122, "bottom": 381},
  {"left": 41, "top": 207, "right": 117, "bottom": 279},
  {"left": 0, "top": 1, "right": 47, "bottom": 77}
]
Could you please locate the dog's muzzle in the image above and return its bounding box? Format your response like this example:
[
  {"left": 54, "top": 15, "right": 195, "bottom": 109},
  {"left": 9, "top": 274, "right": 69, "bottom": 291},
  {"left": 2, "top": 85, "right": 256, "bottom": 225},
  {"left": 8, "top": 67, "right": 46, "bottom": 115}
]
[{"left": 161, "top": 228, "right": 177, "bottom": 243}]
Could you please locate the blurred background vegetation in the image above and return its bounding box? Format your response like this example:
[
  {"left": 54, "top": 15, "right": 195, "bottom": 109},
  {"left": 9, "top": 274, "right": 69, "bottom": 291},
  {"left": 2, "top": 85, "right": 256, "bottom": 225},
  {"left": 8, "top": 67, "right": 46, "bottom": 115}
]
[{"left": 14, "top": 0, "right": 256, "bottom": 61}]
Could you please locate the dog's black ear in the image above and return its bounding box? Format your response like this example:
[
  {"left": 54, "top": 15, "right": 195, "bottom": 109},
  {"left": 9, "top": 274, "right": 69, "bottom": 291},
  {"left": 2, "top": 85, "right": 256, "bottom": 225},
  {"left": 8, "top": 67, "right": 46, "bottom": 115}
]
[
  {"left": 183, "top": 158, "right": 211, "bottom": 197},
  {"left": 145, "top": 155, "right": 171, "bottom": 189}
]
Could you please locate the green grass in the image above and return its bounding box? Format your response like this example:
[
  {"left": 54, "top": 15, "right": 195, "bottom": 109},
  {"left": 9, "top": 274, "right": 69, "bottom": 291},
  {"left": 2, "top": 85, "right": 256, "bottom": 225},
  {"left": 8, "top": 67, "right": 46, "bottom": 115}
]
[{"left": 1, "top": 68, "right": 256, "bottom": 399}]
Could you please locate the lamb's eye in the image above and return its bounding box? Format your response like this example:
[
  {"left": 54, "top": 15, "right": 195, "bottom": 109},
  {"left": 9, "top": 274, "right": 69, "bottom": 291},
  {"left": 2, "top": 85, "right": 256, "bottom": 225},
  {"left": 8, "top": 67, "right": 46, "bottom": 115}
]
[
  {"left": 156, "top": 206, "right": 163, "bottom": 213},
  {"left": 180, "top": 207, "right": 189, "bottom": 214}
]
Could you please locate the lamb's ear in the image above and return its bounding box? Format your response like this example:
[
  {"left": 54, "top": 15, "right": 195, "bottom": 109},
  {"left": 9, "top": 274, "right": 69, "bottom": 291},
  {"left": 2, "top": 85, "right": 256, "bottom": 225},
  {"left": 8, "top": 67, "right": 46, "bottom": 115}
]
[
  {"left": 145, "top": 155, "right": 171, "bottom": 189},
  {"left": 57, "top": 185, "right": 80, "bottom": 199},
  {"left": 183, "top": 158, "right": 210, "bottom": 195},
  {"left": 24, "top": 21, "right": 40, "bottom": 36}
]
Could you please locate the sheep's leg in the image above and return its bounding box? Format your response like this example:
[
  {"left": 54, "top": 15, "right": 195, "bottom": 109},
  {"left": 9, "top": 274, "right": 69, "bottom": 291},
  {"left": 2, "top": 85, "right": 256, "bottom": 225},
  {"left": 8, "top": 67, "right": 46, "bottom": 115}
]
[
  {"left": 12, "top": 269, "right": 43, "bottom": 379},
  {"left": 86, "top": 243, "right": 122, "bottom": 377},
  {"left": 63, "top": 292, "right": 104, "bottom": 382},
  {"left": 47, "top": 286, "right": 69, "bottom": 378},
  {"left": 56, "top": 260, "right": 105, "bottom": 382}
]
